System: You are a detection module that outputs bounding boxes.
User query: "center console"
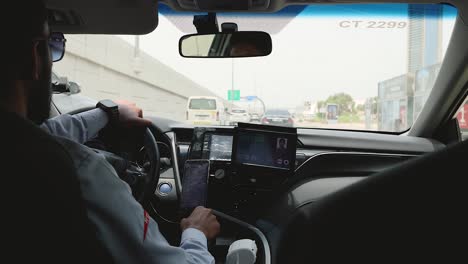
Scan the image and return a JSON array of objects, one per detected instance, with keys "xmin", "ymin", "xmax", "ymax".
[
  {"xmin": 184, "ymin": 124, "xmax": 297, "ymax": 221},
  {"xmin": 174, "ymin": 124, "xmax": 297, "ymax": 264}
]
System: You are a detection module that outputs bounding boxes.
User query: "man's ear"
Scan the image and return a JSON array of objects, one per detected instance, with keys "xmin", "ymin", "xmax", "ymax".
[{"xmin": 31, "ymin": 42, "xmax": 41, "ymax": 80}]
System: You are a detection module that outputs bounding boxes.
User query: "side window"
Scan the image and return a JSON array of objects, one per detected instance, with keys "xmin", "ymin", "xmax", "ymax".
[{"xmin": 455, "ymin": 98, "xmax": 468, "ymax": 140}]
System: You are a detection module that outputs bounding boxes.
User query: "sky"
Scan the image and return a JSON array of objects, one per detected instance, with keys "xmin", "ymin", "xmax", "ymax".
[{"xmin": 119, "ymin": 4, "xmax": 456, "ymax": 110}]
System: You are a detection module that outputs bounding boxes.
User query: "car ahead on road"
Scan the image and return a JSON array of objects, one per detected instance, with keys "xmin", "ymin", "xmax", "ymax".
[
  {"xmin": 249, "ymin": 113, "xmax": 261, "ymax": 122},
  {"xmin": 261, "ymin": 109, "xmax": 294, "ymax": 127},
  {"xmin": 186, "ymin": 96, "xmax": 226, "ymax": 125},
  {"xmin": 228, "ymin": 109, "xmax": 251, "ymax": 125}
]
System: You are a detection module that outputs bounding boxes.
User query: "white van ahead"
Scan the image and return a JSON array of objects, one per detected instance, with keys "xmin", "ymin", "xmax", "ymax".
[{"xmin": 186, "ymin": 96, "xmax": 226, "ymax": 125}]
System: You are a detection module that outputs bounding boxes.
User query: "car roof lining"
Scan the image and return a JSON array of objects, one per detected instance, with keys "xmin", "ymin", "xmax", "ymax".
[
  {"xmin": 45, "ymin": 1, "xmax": 467, "ymax": 35},
  {"xmin": 161, "ymin": 0, "xmax": 468, "ymax": 23}
]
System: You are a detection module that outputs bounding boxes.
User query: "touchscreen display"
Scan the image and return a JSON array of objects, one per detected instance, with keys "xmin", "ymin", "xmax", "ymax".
[
  {"xmin": 235, "ymin": 130, "xmax": 294, "ymax": 170},
  {"xmin": 180, "ymin": 160, "xmax": 210, "ymax": 210},
  {"xmin": 209, "ymin": 135, "xmax": 233, "ymax": 161}
]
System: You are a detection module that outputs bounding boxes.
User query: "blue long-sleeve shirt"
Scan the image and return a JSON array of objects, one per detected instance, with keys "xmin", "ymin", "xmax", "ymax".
[
  {"xmin": 41, "ymin": 109, "xmax": 109, "ymax": 144},
  {"xmin": 41, "ymin": 110, "xmax": 215, "ymax": 264}
]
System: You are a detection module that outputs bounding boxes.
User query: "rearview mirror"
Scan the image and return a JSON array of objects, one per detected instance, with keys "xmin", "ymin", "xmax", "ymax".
[{"xmin": 179, "ymin": 31, "xmax": 272, "ymax": 58}]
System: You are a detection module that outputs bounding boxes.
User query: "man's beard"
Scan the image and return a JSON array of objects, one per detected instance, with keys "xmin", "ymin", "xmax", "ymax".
[{"xmin": 27, "ymin": 77, "xmax": 52, "ymax": 125}]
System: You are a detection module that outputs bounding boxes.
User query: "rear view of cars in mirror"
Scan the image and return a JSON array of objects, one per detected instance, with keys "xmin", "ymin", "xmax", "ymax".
[{"xmin": 179, "ymin": 31, "xmax": 272, "ymax": 58}]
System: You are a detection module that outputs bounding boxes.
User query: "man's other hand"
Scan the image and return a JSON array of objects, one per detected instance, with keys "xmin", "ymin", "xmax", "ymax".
[
  {"xmin": 115, "ymin": 100, "xmax": 152, "ymax": 128},
  {"xmin": 180, "ymin": 207, "xmax": 221, "ymax": 240}
]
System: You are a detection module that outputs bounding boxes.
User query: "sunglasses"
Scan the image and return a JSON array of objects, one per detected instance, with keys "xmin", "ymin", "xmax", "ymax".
[
  {"xmin": 48, "ymin": 32, "xmax": 66, "ymax": 62},
  {"xmin": 35, "ymin": 32, "xmax": 67, "ymax": 62}
]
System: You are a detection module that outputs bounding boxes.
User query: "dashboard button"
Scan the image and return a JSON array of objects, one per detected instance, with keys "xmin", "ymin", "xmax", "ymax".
[
  {"xmin": 159, "ymin": 183, "xmax": 172, "ymax": 195},
  {"xmin": 214, "ymin": 169, "xmax": 225, "ymax": 180}
]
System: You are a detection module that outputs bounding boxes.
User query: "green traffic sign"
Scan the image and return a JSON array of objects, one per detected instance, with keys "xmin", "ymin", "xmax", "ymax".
[{"xmin": 228, "ymin": 90, "xmax": 241, "ymax": 101}]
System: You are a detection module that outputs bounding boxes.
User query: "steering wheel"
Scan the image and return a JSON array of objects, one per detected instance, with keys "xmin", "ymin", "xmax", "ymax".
[
  {"xmin": 68, "ymin": 106, "xmax": 162, "ymax": 204},
  {"xmin": 134, "ymin": 128, "xmax": 161, "ymax": 204}
]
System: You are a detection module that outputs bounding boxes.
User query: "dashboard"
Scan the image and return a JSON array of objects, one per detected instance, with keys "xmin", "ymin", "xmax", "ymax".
[
  {"xmin": 148, "ymin": 123, "xmax": 445, "ymax": 264},
  {"xmin": 153, "ymin": 122, "xmax": 443, "ymax": 223},
  {"xmin": 74, "ymin": 113, "xmax": 446, "ymax": 263},
  {"xmin": 62, "ymin": 105, "xmax": 447, "ymax": 264}
]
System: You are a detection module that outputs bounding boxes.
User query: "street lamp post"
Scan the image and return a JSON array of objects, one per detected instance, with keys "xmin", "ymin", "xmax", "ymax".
[
  {"xmin": 231, "ymin": 58, "xmax": 234, "ymax": 110},
  {"xmin": 133, "ymin": 36, "xmax": 142, "ymax": 74}
]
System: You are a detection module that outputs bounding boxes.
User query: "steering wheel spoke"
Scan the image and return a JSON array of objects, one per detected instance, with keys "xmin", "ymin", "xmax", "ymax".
[{"xmin": 134, "ymin": 128, "xmax": 161, "ymax": 203}]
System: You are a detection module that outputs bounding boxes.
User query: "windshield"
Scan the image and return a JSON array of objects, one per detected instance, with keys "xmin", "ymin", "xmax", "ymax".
[
  {"xmin": 52, "ymin": 3, "xmax": 457, "ymax": 132},
  {"xmin": 189, "ymin": 98, "xmax": 217, "ymax": 110}
]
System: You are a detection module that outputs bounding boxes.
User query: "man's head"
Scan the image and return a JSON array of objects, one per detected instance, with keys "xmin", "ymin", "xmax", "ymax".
[
  {"xmin": 229, "ymin": 42, "xmax": 262, "ymax": 57},
  {"xmin": 1, "ymin": 1, "xmax": 56, "ymax": 124},
  {"xmin": 228, "ymin": 33, "xmax": 270, "ymax": 57}
]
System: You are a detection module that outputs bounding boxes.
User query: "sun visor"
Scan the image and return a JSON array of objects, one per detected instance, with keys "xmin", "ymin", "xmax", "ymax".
[{"xmin": 45, "ymin": 0, "xmax": 158, "ymax": 35}]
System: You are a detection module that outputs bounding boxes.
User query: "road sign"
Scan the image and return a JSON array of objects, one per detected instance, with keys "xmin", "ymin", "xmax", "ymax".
[
  {"xmin": 228, "ymin": 90, "xmax": 241, "ymax": 101},
  {"xmin": 246, "ymin": 96, "xmax": 257, "ymax": 101},
  {"xmin": 457, "ymin": 104, "xmax": 468, "ymax": 129}
]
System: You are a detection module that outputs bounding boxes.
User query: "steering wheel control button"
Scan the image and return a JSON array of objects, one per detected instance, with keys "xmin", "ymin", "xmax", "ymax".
[{"xmin": 158, "ymin": 183, "xmax": 172, "ymax": 195}]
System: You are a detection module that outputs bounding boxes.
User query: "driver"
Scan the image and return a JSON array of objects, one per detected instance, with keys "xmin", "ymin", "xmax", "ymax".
[{"xmin": 1, "ymin": 1, "xmax": 220, "ymax": 263}]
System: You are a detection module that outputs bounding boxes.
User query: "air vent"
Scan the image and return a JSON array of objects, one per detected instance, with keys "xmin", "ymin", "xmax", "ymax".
[{"xmin": 174, "ymin": 128, "xmax": 195, "ymax": 144}]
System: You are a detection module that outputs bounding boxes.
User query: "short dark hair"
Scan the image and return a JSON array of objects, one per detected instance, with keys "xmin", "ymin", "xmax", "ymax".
[{"xmin": 1, "ymin": 1, "xmax": 48, "ymax": 99}]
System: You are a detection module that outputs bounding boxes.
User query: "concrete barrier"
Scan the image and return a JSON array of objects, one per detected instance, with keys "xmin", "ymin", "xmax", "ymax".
[{"xmin": 53, "ymin": 35, "xmax": 220, "ymax": 121}]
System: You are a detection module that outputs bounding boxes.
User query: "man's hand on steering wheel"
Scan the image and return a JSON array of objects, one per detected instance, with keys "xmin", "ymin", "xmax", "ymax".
[
  {"xmin": 115, "ymin": 100, "xmax": 152, "ymax": 128},
  {"xmin": 114, "ymin": 100, "xmax": 159, "ymax": 204},
  {"xmin": 94, "ymin": 100, "xmax": 160, "ymax": 205}
]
